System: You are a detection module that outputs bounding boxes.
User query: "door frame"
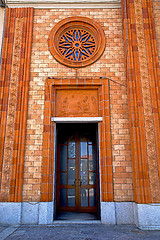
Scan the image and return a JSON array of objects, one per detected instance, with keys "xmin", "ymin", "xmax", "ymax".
[
  {"xmin": 42, "ymin": 78, "xmax": 113, "ymax": 222},
  {"xmin": 53, "ymin": 120, "xmax": 102, "ymax": 219}
]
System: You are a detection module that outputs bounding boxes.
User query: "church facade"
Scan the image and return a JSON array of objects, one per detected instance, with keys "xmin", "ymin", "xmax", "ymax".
[{"xmin": 0, "ymin": 0, "xmax": 160, "ymax": 229}]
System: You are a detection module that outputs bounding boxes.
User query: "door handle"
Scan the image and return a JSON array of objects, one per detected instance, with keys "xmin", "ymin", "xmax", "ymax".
[
  {"xmin": 72, "ymin": 179, "xmax": 77, "ymax": 186},
  {"xmin": 79, "ymin": 179, "xmax": 82, "ymax": 186}
]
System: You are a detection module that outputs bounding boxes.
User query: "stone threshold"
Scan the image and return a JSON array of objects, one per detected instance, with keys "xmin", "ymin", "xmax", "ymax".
[{"xmin": 53, "ymin": 220, "xmax": 101, "ymax": 224}]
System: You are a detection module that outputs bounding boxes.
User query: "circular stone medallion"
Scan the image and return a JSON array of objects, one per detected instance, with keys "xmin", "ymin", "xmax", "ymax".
[{"xmin": 48, "ymin": 17, "xmax": 106, "ymax": 68}]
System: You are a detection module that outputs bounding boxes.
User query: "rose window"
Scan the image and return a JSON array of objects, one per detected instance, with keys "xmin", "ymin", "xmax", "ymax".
[
  {"xmin": 48, "ymin": 17, "xmax": 106, "ymax": 68},
  {"xmin": 59, "ymin": 29, "xmax": 95, "ymax": 62}
]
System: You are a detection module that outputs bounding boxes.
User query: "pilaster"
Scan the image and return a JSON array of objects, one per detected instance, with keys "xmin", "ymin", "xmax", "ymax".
[{"xmin": 121, "ymin": 0, "xmax": 160, "ymax": 203}]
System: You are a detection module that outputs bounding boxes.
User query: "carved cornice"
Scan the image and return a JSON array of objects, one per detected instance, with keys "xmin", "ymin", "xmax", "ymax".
[{"xmin": 7, "ymin": 0, "xmax": 121, "ymax": 8}]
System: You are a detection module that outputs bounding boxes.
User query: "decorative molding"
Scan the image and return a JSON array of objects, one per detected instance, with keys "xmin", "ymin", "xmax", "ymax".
[{"xmin": 7, "ymin": 0, "xmax": 121, "ymax": 8}]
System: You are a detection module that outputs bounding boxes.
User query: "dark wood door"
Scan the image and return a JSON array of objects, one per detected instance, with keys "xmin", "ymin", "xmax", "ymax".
[{"xmin": 57, "ymin": 130, "xmax": 98, "ymax": 212}]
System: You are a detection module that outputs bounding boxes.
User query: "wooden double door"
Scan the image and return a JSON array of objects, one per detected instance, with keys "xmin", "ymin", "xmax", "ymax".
[{"xmin": 56, "ymin": 124, "xmax": 98, "ymax": 213}]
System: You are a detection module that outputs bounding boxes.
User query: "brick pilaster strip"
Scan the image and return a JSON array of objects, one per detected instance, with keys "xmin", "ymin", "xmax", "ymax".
[
  {"xmin": 141, "ymin": 0, "xmax": 160, "ymax": 202},
  {"xmin": 121, "ymin": 0, "xmax": 151, "ymax": 203},
  {"xmin": 1, "ymin": 12, "xmax": 23, "ymax": 201},
  {"xmin": 9, "ymin": 8, "xmax": 34, "ymax": 202},
  {"xmin": 100, "ymin": 80, "xmax": 113, "ymax": 202},
  {"xmin": 41, "ymin": 78, "xmax": 54, "ymax": 202},
  {"xmin": 0, "ymin": 8, "xmax": 15, "ymax": 194}
]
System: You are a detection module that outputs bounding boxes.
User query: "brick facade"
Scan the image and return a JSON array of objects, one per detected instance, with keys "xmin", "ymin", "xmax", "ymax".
[{"xmin": 0, "ymin": 0, "xmax": 160, "ymax": 217}]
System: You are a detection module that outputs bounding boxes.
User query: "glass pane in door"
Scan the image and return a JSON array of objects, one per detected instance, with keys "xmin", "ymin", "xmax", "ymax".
[
  {"xmin": 81, "ymin": 189, "xmax": 88, "ymax": 207},
  {"xmin": 68, "ymin": 189, "xmax": 75, "ymax": 207},
  {"xmin": 89, "ymin": 172, "xmax": 96, "ymax": 185},
  {"xmin": 60, "ymin": 172, "xmax": 67, "ymax": 185},
  {"xmin": 60, "ymin": 189, "xmax": 67, "ymax": 207},
  {"xmin": 80, "ymin": 137, "xmax": 88, "ymax": 186},
  {"xmin": 89, "ymin": 145, "xmax": 96, "ymax": 171},
  {"xmin": 60, "ymin": 145, "xmax": 67, "ymax": 171},
  {"xmin": 81, "ymin": 159, "xmax": 88, "ymax": 185},
  {"xmin": 68, "ymin": 159, "xmax": 75, "ymax": 185},
  {"xmin": 89, "ymin": 188, "xmax": 96, "ymax": 207},
  {"xmin": 68, "ymin": 138, "xmax": 75, "ymax": 158},
  {"xmin": 80, "ymin": 138, "xmax": 87, "ymax": 158}
]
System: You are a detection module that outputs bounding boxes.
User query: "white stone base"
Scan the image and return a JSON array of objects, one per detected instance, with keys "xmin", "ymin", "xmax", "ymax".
[
  {"xmin": 0, "ymin": 202, "xmax": 53, "ymax": 225},
  {"xmin": 101, "ymin": 202, "xmax": 160, "ymax": 230},
  {"xmin": 134, "ymin": 203, "xmax": 160, "ymax": 230},
  {"xmin": 0, "ymin": 203, "xmax": 21, "ymax": 225},
  {"xmin": 101, "ymin": 202, "xmax": 116, "ymax": 224},
  {"xmin": 101, "ymin": 202, "xmax": 134, "ymax": 225},
  {"xmin": 0, "ymin": 201, "xmax": 160, "ymax": 229}
]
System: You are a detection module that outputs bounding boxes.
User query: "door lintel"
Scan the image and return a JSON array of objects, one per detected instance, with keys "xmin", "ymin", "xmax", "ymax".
[{"xmin": 51, "ymin": 117, "xmax": 103, "ymax": 123}]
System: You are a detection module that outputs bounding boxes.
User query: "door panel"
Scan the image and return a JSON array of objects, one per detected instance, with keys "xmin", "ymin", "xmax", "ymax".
[{"xmin": 57, "ymin": 126, "xmax": 98, "ymax": 213}]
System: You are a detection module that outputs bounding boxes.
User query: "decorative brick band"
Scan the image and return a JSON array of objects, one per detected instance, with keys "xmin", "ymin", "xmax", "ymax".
[
  {"xmin": 0, "ymin": 8, "xmax": 15, "ymax": 196},
  {"xmin": 0, "ymin": 8, "xmax": 34, "ymax": 202},
  {"xmin": 41, "ymin": 78, "xmax": 113, "ymax": 202},
  {"xmin": 1, "ymin": 16, "xmax": 23, "ymax": 201}
]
